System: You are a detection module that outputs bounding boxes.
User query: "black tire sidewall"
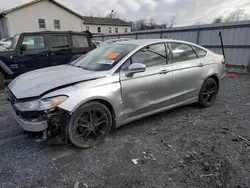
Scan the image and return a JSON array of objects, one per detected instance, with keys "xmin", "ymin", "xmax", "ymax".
[
  {"xmin": 198, "ymin": 78, "xmax": 218, "ymax": 108},
  {"xmin": 0, "ymin": 72, "xmax": 4, "ymax": 89},
  {"xmin": 68, "ymin": 102, "xmax": 112, "ymax": 148}
]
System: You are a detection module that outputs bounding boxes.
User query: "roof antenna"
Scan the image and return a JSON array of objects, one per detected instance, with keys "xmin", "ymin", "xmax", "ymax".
[{"xmin": 219, "ymin": 31, "xmax": 225, "ymax": 59}]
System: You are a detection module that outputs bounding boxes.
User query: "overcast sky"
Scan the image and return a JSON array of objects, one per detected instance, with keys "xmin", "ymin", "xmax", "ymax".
[{"xmin": 1, "ymin": 0, "xmax": 250, "ymax": 26}]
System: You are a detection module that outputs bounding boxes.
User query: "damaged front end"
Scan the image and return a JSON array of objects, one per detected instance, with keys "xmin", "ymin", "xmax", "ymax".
[{"xmin": 7, "ymin": 89, "xmax": 71, "ymax": 143}]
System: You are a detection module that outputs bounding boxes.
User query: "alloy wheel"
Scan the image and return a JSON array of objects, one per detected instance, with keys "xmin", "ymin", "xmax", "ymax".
[
  {"xmin": 202, "ymin": 80, "xmax": 217, "ymax": 106},
  {"xmin": 74, "ymin": 108, "xmax": 109, "ymax": 143}
]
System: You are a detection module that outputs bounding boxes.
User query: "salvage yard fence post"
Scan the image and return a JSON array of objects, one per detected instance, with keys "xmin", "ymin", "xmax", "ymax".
[{"xmin": 196, "ymin": 27, "xmax": 200, "ymax": 44}]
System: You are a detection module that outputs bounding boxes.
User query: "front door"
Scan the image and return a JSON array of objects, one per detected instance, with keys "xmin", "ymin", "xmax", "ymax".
[
  {"xmin": 120, "ymin": 43, "xmax": 173, "ymax": 119},
  {"xmin": 14, "ymin": 34, "xmax": 50, "ymax": 75},
  {"xmin": 169, "ymin": 42, "xmax": 204, "ymax": 104},
  {"xmin": 49, "ymin": 34, "xmax": 72, "ymax": 66}
]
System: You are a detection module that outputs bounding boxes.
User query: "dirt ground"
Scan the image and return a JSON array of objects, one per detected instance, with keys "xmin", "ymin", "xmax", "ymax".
[{"xmin": 0, "ymin": 76, "xmax": 250, "ymax": 188}]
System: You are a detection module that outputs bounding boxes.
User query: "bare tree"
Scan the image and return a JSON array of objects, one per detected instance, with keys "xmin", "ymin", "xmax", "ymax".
[
  {"xmin": 131, "ymin": 16, "xmax": 177, "ymax": 31},
  {"xmin": 160, "ymin": 20, "xmax": 168, "ymax": 28},
  {"xmin": 106, "ymin": 10, "xmax": 119, "ymax": 19},
  {"xmin": 160, "ymin": 16, "xmax": 176, "ymax": 29},
  {"xmin": 225, "ymin": 8, "xmax": 248, "ymax": 22},
  {"xmin": 148, "ymin": 18, "xmax": 157, "ymax": 29},
  {"xmin": 213, "ymin": 16, "xmax": 223, "ymax": 23},
  {"xmin": 132, "ymin": 19, "xmax": 148, "ymax": 31},
  {"xmin": 168, "ymin": 16, "xmax": 176, "ymax": 28}
]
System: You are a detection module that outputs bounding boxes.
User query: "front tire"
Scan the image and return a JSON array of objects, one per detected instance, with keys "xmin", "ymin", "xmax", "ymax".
[
  {"xmin": 68, "ymin": 102, "xmax": 112, "ymax": 148},
  {"xmin": 0, "ymin": 72, "xmax": 4, "ymax": 89},
  {"xmin": 198, "ymin": 78, "xmax": 218, "ymax": 108}
]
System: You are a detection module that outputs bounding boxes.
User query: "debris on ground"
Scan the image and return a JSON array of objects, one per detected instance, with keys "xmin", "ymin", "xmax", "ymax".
[
  {"xmin": 74, "ymin": 181, "xmax": 80, "ymax": 188},
  {"xmin": 132, "ymin": 159, "xmax": 139, "ymax": 165},
  {"xmin": 200, "ymin": 174, "xmax": 213, "ymax": 178},
  {"xmin": 238, "ymin": 135, "xmax": 248, "ymax": 142}
]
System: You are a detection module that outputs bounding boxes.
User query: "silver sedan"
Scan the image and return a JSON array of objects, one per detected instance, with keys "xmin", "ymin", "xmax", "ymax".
[{"xmin": 7, "ymin": 39, "xmax": 226, "ymax": 148}]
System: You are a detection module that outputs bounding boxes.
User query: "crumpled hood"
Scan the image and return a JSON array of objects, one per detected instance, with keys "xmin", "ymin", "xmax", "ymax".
[{"xmin": 8, "ymin": 65, "xmax": 107, "ymax": 99}]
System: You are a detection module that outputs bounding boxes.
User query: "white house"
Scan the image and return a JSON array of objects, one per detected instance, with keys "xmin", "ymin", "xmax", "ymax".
[
  {"xmin": 0, "ymin": 0, "xmax": 132, "ymax": 38},
  {"xmin": 83, "ymin": 17, "xmax": 132, "ymax": 34}
]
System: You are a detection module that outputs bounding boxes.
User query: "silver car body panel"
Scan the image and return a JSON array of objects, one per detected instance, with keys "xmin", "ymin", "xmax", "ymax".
[
  {"xmin": 8, "ymin": 65, "xmax": 109, "ymax": 99},
  {"xmin": 43, "ymin": 74, "xmax": 125, "ymax": 123},
  {"xmin": 8, "ymin": 39, "xmax": 226, "ymax": 129},
  {"xmin": 119, "ymin": 63, "xmax": 173, "ymax": 119}
]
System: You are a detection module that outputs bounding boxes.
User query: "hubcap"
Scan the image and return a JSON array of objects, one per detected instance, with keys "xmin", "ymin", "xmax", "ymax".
[
  {"xmin": 203, "ymin": 81, "xmax": 217, "ymax": 105},
  {"xmin": 75, "ymin": 108, "xmax": 108, "ymax": 142}
]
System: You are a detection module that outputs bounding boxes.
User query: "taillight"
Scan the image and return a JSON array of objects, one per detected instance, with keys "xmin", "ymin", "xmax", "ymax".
[{"xmin": 221, "ymin": 58, "xmax": 226, "ymax": 65}]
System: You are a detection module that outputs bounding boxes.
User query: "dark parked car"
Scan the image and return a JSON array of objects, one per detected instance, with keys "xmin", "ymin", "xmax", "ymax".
[{"xmin": 0, "ymin": 31, "xmax": 94, "ymax": 88}]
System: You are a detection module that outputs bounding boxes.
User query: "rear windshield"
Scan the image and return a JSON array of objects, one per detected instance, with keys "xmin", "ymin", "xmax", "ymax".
[{"xmin": 71, "ymin": 43, "xmax": 137, "ymax": 71}]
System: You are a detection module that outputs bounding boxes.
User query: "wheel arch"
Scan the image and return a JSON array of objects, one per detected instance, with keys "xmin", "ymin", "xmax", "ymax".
[
  {"xmin": 89, "ymin": 98, "xmax": 115, "ymax": 118},
  {"xmin": 206, "ymin": 74, "xmax": 220, "ymax": 91},
  {"xmin": 69, "ymin": 97, "xmax": 117, "ymax": 129}
]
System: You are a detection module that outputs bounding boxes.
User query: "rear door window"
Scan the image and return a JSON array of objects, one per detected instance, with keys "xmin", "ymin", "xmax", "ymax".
[
  {"xmin": 170, "ymin": 43, "xmax": 197, "ymax": 63},
  {"xmin": 50, "ymin": 35, "xmax": 69, "ymax": 48},
  {"xmin": 72, "ymin": 35, "xmax": 89, "ymax": 48}
]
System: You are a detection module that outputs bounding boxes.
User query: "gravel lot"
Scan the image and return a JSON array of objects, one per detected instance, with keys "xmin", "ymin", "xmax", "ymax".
[{"xmin": 0, "ymin": 76, "xmax": 250, "ymax": 188}]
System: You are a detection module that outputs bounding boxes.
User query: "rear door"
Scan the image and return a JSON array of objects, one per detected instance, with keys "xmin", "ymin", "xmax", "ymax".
[
  {"xmin": 14, "ymin": 34, "xmax": 50, "ymax": 74},
  {"xmin": 169, "ymin": 42, "xmax": 205, "ymax": 104},
  {"xmin": 49, "ymin": 34, "xmax": 72, "ymax": 66}
]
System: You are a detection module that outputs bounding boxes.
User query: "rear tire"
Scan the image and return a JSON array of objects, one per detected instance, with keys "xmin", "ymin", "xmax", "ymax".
[
  {"xmin": 68, "ymin": 102, "xmax": 112, "ymax": 148},
  {"xmin": 0, "ymin": 72, "xmax": 4, "ymax": 89},
  {"xmin": 198, "ymin": 78, "xmax": 218, "ymax": 108}
]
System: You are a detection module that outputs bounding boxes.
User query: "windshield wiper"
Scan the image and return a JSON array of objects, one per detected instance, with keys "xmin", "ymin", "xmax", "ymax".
[
  {"xmin": 67, "ymin": 64, "xmax": 87, "ymax": 70},
  {"xmin": 76, "ymin": 66, "xmax": 88, "ymax": 70}
]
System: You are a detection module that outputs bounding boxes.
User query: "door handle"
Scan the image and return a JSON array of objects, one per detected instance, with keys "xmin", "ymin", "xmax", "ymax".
[
  {"xmin": 198, "ymin": 63, "xmax": 204, "ymax": 67},
  {"xmin": 159, "ymin": 70, "xmax": 169, "ymax": 74}
]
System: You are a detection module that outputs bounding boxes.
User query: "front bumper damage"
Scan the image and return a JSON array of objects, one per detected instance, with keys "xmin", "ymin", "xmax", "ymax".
[
  {"xmin": 11, "ymin": 106, "xmax": 48, "ymax": 132},
  {"xmin": 6, "ymin": 87, "xmax": 71, "ymax": 144},
  {"xmin": 10, "ymin": 102, "xmax": 70, "ymax": 143}
]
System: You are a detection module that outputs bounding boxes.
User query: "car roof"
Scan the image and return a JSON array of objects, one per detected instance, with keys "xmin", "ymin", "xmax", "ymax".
[
  {"xmin": 116, "ymin": 39, "xmax": 190, "ymax": 45},
  {"xmin": 116, "ymin": 39, "xmax": 207, "ymax": 50},
  {"xmin": 18, "ymin": 31, "xmax": 90, "ymax": 36}
]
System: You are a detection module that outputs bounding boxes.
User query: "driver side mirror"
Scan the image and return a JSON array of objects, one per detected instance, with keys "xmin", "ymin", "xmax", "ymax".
[
  {"xmin": 125, "ymin": 63, "xmax": 146, "ymax": 77},
  {"xmin": 20, "ymin": 44, "xmax": 27, "ymax": 52}
]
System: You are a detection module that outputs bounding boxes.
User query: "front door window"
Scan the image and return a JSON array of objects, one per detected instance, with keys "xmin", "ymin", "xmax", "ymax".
[
  {"xmin": 16, "ymin": 35, "xmax": 49, "ymax": 75},
  {"xmin": 21, "ymin": 36, "xmax": 45, "ymax": 50},
  {"xmin": 131, "ymin": 43, "xmax": 168, "ymax": 67}
]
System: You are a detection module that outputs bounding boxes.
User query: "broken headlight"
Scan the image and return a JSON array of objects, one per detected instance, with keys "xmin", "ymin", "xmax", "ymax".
[{"xmin": 14, "ymin": 96, "xmax": 68, "ymax": 112}]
